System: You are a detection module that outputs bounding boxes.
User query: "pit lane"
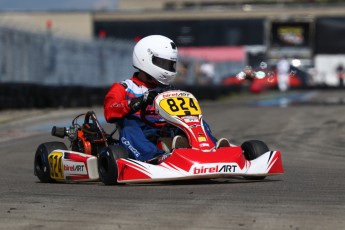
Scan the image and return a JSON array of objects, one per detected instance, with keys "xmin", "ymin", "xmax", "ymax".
[{"xmin": 0, "ymin": 90, "xmax": 344, "ymax": 230}]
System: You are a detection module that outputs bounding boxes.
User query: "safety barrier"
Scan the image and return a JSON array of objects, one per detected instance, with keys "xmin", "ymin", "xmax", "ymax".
[
  {"xmin": 0, "ymin": 26, "xmax": 244, "ymax": 109},
  {"xmin": 0, "ymin": 83, "xmax": 241, "ymax": 110}
]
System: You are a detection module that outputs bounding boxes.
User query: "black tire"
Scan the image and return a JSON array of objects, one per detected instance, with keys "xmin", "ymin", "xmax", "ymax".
[
  {"xmin": 34, "ymin": 142, "xmax": 68, "ymax": 183},
  {"xmin": 98, "ymin": 145, "xmax": 129, "ymax": 185},
  {"xmin": 241, "ymin": 140, "xmax": 269, "ymax": 180}
]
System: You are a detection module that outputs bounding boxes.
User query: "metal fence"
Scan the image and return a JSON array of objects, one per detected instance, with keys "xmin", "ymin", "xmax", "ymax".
[
  {"xmin": 0, "ymin": 27, "xmax": 135, "ymax": 86},
  {"xmin": 0, "ymin": 26, "xmax": 244, "ymax": 87}
]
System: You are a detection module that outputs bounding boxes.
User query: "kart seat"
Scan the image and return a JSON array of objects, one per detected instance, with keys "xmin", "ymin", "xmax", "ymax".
[
  {"xmin": 216, "ymin": 138, "xmax": 231, "ymax": 148},
  {"xmin": 158, "ymin": 137, "xmax": 173, "ymax": 153},
  {"xmin": 159, "ymin": 135, "xmax": 191, "ymax": 152},
  {"xmin": 172, "ymin": 135, "xmax": 190, "ymax": 149}
]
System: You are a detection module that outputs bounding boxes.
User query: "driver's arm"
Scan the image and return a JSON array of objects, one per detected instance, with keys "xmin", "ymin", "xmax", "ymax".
[{"xmin": 104, "ymin": 83, "xmax": 131, "ymax": 123}]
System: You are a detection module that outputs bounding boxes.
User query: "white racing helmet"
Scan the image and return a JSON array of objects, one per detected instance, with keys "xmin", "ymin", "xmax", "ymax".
[{"xmin": 133, "ymin": 35, "xmax": 178, "ymax": 85}]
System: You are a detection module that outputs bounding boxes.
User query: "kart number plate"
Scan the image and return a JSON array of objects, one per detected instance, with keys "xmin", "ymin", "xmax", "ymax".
[
  {"xmin": 159, "ymin": 97, "xmax": 201, "ymax": 116},
  {"xmin": 48, "ymin": 152, "xmax": 64, "ymax": 180}
]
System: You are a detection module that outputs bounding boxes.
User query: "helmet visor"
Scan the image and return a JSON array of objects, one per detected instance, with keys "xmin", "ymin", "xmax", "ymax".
[{"xmin": 152, "ymin": 56, "xmax": 176, "ymax": 72}]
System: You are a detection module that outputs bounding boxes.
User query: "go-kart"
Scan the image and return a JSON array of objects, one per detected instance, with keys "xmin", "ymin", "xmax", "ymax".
[{"xmin": 34, "ymin": 90, "xmax": 284, "ymax": 185}]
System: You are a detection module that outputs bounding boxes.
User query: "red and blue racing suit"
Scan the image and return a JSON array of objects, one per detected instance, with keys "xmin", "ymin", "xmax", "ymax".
[{"xmin": 104, "ymin": 72, "xmax": 216, "ymax": 161}]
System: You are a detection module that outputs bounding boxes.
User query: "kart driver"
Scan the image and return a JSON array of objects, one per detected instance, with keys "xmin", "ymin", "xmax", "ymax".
[{"xmin": 104, "ymin": 35, "xmax": 220, "ymax": 163}]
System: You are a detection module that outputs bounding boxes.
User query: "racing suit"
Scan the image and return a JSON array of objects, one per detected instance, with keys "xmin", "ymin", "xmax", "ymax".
[{"xmin": 104, "ymin": 72, "xmax": 216, "ymax": 161}]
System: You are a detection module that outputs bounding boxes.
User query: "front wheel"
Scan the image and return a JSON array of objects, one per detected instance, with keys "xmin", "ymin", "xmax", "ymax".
[
  {"xmin": 98, "ymin": 145, "xmax": 129, "ymax": 185},
  {"xmin": 34, "ymin": 142, "xmax": 68, "ymax": 183},
  {"xmin": 241, "ymin": 140, "xmax": 269, "ymax": 180}
]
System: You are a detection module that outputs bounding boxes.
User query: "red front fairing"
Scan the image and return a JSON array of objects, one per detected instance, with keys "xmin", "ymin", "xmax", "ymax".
[
  {"xmin": 117, "ymin": 146, "xmax": 244, "ymax": 180},
  {"xmin": 115, "ymin": 146, "xmax": 284, "ymax": 183}
]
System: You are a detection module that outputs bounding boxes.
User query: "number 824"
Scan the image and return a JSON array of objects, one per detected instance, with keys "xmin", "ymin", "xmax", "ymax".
[{"xmin": 161, "ymin": 97, "xmax": 201, "ymax": 116}]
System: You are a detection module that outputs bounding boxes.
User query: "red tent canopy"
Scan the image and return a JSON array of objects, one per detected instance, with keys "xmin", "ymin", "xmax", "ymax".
[{"xmin": 178, "ymin": 46, "xmax": 246, "ymax": 62}]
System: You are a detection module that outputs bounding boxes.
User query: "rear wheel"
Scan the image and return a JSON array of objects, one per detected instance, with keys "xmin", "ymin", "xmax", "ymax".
[
  {"xmin": 241, "ymin": 140, "xmax": 269, "ymax": 180},
  {"xmin": 34, "ymin": 142, "xmax": 67, "ymax": 183},
  {"xmin": 98, "ymin": 145, "xmax": 129, "ymax": 185}
]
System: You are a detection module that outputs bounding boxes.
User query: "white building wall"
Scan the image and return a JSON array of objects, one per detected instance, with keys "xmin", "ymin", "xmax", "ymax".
[
  {"xmin": 315, "ymin": 55, "xmax": 345, "ymax": 86},
  {"xmin": 0, "ymin": 12, "xmax": 93, "ymax": 39}
]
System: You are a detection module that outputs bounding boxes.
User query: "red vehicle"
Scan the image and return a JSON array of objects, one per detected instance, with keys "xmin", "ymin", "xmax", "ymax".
[
  {"xmin": 222, "ymin": 69, "xmax": 303, "ymax": 93},
  {"xmin": 34, "ymin": 90, "xmax": 284, "ymax": 185}
]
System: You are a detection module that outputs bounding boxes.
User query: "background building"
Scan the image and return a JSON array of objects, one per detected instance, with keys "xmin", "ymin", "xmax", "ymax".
[{"xmin": 0, "ymin": 0, "xmax": 345, "ymax": 88}]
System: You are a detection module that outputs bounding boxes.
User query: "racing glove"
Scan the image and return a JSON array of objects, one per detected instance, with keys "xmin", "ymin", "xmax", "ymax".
[{"xmin": 128, "ymin": 90, "xmax": 158, "ymax": 114}]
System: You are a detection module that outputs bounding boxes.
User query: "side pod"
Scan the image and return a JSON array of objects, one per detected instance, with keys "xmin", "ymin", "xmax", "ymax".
[{"xmin": 48, "ymin": 150, "xmax": 99, "ymax": 181}]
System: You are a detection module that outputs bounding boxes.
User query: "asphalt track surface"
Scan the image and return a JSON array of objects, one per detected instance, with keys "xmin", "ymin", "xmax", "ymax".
[{"xmin": 0, "ymin": 90, "xmax": 344, "ymax": 230}]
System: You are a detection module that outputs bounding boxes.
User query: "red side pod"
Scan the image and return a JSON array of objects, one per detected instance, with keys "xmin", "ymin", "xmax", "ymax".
[
  {"xmin": 267, "ymin": 151, "xmax": 284, "ymax": 174},
  {"xmin": 61, "ymin": 151, "xmax": 99, "ymax": 181},
  {"xmin": 117, "ymin": 159, "xmax": 152, "ymax": 182},
  {"xmin": 64, "ymin": 152, "xmax": 91, "ymax": 172}
]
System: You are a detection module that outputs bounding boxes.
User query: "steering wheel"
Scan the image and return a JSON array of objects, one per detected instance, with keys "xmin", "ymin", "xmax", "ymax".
[{"xmin": 140, "ymin": 105, "xmax": 166, "ymax": 128}]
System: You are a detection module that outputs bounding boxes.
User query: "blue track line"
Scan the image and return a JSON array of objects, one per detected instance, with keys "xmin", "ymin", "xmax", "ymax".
[{"xmin": 253, "ymin": 91, "xmax": 318, "ymax": 107}]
